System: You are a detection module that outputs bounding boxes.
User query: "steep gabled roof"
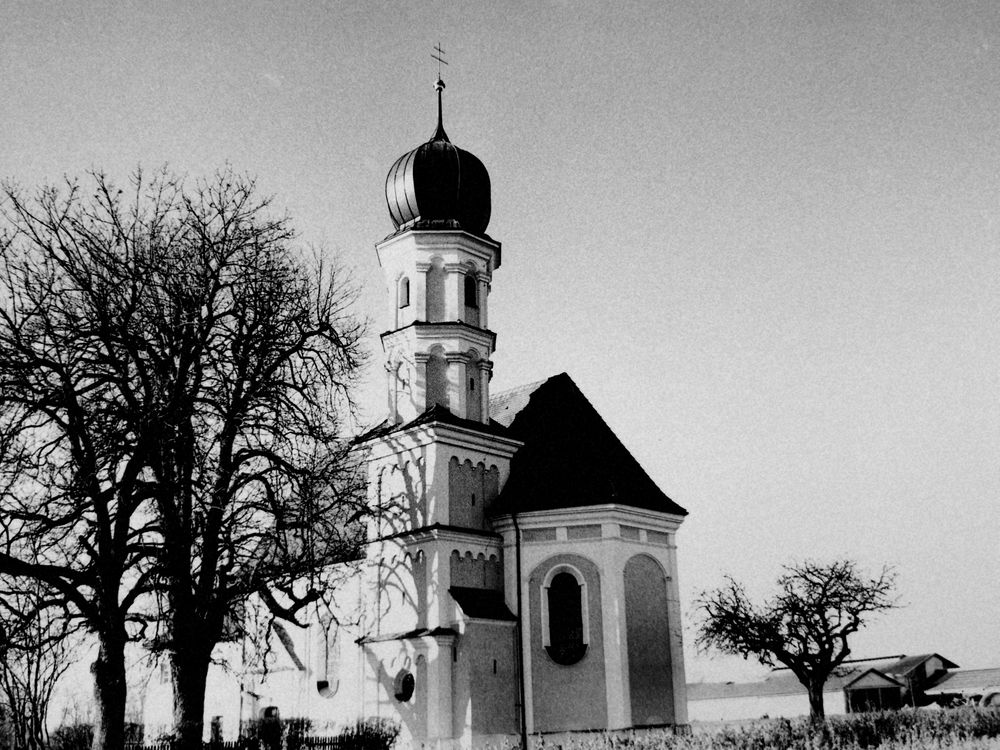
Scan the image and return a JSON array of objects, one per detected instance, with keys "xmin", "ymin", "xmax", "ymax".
[
  {"xmin": 844, "ymin": 668, "xmax": 905, "ymax": 690},
  {"xmin": 884, "ymin": 653, "xmax": 958, "ymax": 677},
  {"xmin": 487, "ymin": 373, "xmax": 686, "ymax": 517}
]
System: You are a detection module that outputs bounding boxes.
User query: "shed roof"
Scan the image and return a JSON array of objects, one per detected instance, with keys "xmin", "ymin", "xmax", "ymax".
[
  {"xmin": 487, "ymin": 373, "xmax": 686, "ymax": 517},
  {"xmin": 926, "ymin": 668, "xmax": 1000, "ymax": 695},
  {"xmin": 450, "ymin": 586, "xmax": 516, "ymax": 621}
]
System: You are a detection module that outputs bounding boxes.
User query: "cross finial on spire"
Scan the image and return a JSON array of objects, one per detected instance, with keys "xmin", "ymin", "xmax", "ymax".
[
  {"xmin": 432, "ymin": 42, "xmax": 448, "ymax": 81},
  {"xmin": 431, "ymin": 43, "xmax": 449, "ymax": 141}
]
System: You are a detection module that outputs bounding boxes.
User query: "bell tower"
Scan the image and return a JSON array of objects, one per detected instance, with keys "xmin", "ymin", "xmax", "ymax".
[
  {"xmin": 357, "ymin": 74, "xmax": 523, "ymax": 747},
  {"xmin": 377, "ymin": 76, "xmax": 500, "ymax": 426}
]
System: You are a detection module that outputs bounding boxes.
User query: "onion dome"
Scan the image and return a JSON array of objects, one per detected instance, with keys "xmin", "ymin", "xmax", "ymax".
[{"xmin": 385, "ymin": 78, "xmax": 492, "ymax": 236}]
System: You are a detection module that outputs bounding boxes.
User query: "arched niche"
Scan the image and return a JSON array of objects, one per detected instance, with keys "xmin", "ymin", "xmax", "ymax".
[
  {"xmin": 398, "ymin": 275, "xmax": 410, "ymax": 308},
  {"xmin": 425, "ymin": 345, "xmax": 448, "ymax": 409},
  {"xmin": 485, "ymin": 553, "xmax": 503, "ymax": 590},
  {"xmin": 623, "ymin": 554, "xmax": 673, "ymax": 725},
  {"xmin": 466, "ymin": 349, "xmax": 483, "ymax": 422},
  {"xmin": 315, "ymin": 618, "xmax": 340, "ymax": 698},
  {"xmin": 426, "ymin": 257, "xmax": 446, "ymax": 322}
]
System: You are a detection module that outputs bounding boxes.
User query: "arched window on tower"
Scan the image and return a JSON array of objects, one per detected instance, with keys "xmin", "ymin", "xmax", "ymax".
[
  {"xmin": 463, "ymin": 273, "xmax": 480, "ymax": 326},
  {"xmin": 545, "ymin": 570, "xmax": 587, "ymax": 665},
  {"xmin": 398, "ymin": 277, "xmax": 410, "ymax": 309},
  {"xmin": 464, "ymin": 273, "xmax": 478, "ymax": 308}
]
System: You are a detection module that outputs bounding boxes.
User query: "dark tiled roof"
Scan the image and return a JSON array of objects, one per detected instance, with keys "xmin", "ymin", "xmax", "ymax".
[
  {"xmin": 927, "ymin": 668, "xmax": 1000, "ymax": 694},
  {"xmin": 450, "ymin": 586, "xmax": 516, "ymax": 621},
  {"xmin": 487, "ymin": 373, "xmax": 686, "ymax": 517},
  {"xmin": 886, "ymin": 653, "xmax": 958, "ymax": 676},
  {"xmin": 355, "ymin": 403, "xmax": 511, "ymax": 445}
]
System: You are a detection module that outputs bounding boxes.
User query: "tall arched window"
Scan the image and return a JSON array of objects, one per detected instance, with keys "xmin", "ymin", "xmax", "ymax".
[
  {"xmin": 398, "ymin": 276, "xmax": 410, "ymax": 308},
  {"xmin": 464, "ymin": 273, "xmax": 478, "ymax": 308},
  {"xmin": 545, "ymin": 571, "xmax": 587, "ymax": 665}
]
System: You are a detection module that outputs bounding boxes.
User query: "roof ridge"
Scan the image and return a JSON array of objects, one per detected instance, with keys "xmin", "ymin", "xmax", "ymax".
[{"xmin": 489, "ymin": 372, "xmax": 566, "ymax": 402}]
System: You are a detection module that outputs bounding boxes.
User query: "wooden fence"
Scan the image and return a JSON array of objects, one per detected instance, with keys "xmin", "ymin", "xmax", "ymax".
[{"xmin": 123, "ymin": 739, "xmax": 346, "ymax": 750}]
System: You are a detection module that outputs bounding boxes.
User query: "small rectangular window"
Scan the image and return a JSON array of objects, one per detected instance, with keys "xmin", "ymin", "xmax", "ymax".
[
  {"xmin": 522, "ymin": 527, "xmax": 557, "ymax": 543},
  {"xmin": 620, "ymin": 525, "xmax": 641, "ymax": 541},
  {"xmin": 647, "ymin": 530, "xmax": 670, "ymax": 546},
  {"xmin": 567, "ymin": 524, "xmax": 602, "ymax": 540}
]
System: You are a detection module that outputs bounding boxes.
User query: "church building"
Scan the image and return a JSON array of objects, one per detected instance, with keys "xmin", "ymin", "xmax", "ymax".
[{"xmin": 144, "ymin": 76, "xmax": 689, "ymax": 747}]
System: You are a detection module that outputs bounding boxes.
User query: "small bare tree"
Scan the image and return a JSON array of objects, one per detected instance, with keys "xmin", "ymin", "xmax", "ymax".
[
  {"xmin": 0, "ymin": 580, "xmax": 78, "ymax": 750},
  {"xmin": 696, "ymin": 559, "xmax": 898, "ymax": 721},
  {"xmin": 0, "ymin": 168, "xmax": 367, "ymax": 750}
]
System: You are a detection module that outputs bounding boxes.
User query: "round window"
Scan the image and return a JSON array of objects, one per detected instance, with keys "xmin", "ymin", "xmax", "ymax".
[{"xmin": 393, "ymin": 669, "xmax": 415, "ymax": 702}]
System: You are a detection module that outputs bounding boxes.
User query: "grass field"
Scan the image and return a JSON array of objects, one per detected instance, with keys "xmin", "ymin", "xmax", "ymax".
[{"xmin": 528, "ymin": 708, "xmax": 1000, "ymax": 750}]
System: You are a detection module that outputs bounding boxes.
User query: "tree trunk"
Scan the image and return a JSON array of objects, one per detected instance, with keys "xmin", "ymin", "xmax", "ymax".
[
  {"xmin": 91, "ymin": 633, "xmax": 127, "ymax": 750},
  {"xmin": 172, "ymin": 645, "xmax": 211, "ymax": 750},
  {"xmin": 807, "ymin": 680, "xmax": 826, "ymax": 722}
]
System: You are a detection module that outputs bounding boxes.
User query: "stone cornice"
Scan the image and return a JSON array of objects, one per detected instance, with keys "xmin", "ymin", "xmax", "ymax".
[
  {"xmin": 359, "ymin": 420, "xmax": 522, "ymax": 462},
  {"xmin": 380, "ymin": 321, "xmax": 497, "ymax": 350},
  {"xmin": 375, "ymin": 228, "xmax": 502, "ymax": 269},
  {"xmin": 491, "ymin": 504, "xmax": 685, "ymax": 535}
]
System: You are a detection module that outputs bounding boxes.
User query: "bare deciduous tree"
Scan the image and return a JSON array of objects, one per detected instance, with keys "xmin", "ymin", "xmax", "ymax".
[
  {"xmin": 0, "ymin": 168, "xmax": 367, "ymax": 750},
  {"xmin": 696, "ymin": 559, "xmax": 898, "ymax": 721}
]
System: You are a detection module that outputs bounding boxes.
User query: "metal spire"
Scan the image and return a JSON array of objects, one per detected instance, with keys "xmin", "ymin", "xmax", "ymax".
[{"xmin": 431, "ymin": 43, "xmax": 449, "ymax": 141}]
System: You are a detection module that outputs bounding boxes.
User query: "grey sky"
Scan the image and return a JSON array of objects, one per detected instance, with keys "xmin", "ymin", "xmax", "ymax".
[{"xmin": 2, "ymin": 1, "xmax": 998, "ymax": 681}]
